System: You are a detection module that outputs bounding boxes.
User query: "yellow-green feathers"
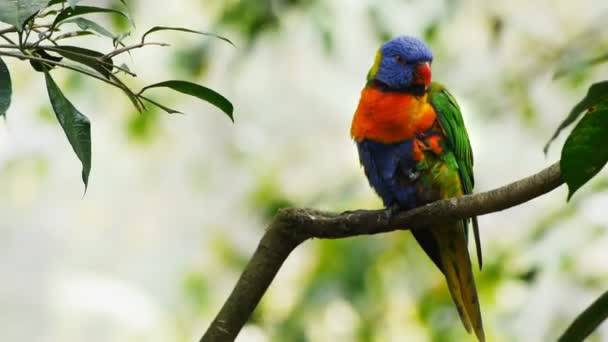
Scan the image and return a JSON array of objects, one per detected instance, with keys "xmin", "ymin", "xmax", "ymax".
[
  {"xmin": 417, "ymin": 155, "xmax": 485, "ymax": 341},
  {"xmin": 366, "ymin": 50, "xmax": 382, "ymax": 82}
]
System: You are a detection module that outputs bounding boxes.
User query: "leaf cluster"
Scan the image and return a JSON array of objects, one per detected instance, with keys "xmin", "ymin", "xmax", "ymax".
[{"xmin": 0, "ymin": 0, "xmax": 234, "ymax": 189}]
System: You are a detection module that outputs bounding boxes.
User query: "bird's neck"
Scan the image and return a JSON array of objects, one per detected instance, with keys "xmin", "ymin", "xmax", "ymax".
[
  {"xmin": 367, "ymin": 80, "xmax": 428, "ymax": 97},
  {"xmin": 351, "ymin": 84, "xmax": 436, "ymax": 144}
]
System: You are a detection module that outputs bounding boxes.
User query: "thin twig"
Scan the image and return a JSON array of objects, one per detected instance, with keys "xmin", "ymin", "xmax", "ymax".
[
  {"xmin": 0, "ymin": 25, "xmax": 54, "ymax": 45},
  {"xmin": 0, "ymin": 51, "xmax": 118, "ymax": 86},
  {"xmin": 0, "ymin": 27, "xmax": 18, "ymax": 35},
  {"xmin": 0, "ymin": 33, "xmax": 16, "ymax": 45},
  {"xmin": 0, "ymin": 50, "xmax": 143, "ymax": 111},
  {"xmin": 31, "ymin": 29, "xmax": 53, "ymax": 47},
  {"xmin": 41, "ymin": 46, "xmax": 137, "ymax": 77},
  {"xmin": 23, "ymin": 22, "xmax": 33, "ymax": 46},
  {"xmin": 103, "ymin": 41, "xmax": 169, "ymax": 59},
  {"xmin": 17, "ymin": 32, "xmax": 24, "ymax": 50},
  {"xmin": 0, "ymin": 44, "xmax": 21, "ymax": 49}
]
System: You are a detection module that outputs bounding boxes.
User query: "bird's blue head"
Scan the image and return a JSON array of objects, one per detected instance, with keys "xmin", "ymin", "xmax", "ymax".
[{"xmin": 368, "ymin": 36, "xmax": 434, "ymax": 92}]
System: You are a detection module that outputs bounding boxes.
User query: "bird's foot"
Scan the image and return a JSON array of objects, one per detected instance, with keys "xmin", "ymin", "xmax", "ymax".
[{"xmin": 384, "ymin": 203, "xmax": 402, "ymax": 222}]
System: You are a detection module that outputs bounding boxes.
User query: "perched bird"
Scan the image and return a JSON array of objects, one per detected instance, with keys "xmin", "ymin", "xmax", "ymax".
[{"xmin": 350, "ymin": 36, "xmax": 484, "ymax": 341}]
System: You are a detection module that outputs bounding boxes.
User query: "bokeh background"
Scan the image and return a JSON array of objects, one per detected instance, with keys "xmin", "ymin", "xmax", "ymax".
[{"xmin": 2, "ymin": 0, "xmax": 608, "ymax": 341}]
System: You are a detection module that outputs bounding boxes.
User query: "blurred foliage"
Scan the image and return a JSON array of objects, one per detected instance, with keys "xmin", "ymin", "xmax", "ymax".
[
  {"xmin": 249, "ymin": 176, "xmax": 294, "ymax": 220},
  {"xmin": 183, "ymin": 272, "xmax": 210, "ymax": 314},
  {"xmin": 172, "ymin": 43, "xmax": 211, "ymax": 78},
  {"xmin": 126, "ymin": 107, "xmax": 160, "ymax": 143},
  {"xmin": 210, "ymin": 235, "xmax": 250, "ymax": 271},
  {"xmin": 502, "ymin": 76, "xmax": 537, "ymax": 126},
  {"xmin": 214, "ymin": 0, "xmax": 318, "ymax": 44},
  {"xmin": 2, "ymin": 0, "xmax": 608, "ymax": 341},
  {"xmin": 367, "ymin": 6, "xmax": 393, "ymax": 43}
]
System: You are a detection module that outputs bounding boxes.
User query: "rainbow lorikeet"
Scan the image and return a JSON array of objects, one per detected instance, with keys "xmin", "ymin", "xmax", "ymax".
[{"xmin": 351, "ymin": 36, "xmax": 484, "ymax": 341}]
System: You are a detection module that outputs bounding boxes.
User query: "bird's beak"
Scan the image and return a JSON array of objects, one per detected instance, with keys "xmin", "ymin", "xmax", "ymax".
[{"xmin": 414, "ymin": 62, "xmax": 432, "ymax": 90}]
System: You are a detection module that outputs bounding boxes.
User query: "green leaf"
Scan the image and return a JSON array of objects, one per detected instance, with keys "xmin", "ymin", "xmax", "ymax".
[
  {"xmin": 53, "ymin": 5, "xmax": 128, "ymax": 29},
  {"xmin": 0, "ymin": 57, "xmax": 12, "ymax": 117},
  {"xmin": 545, "ymin": 81, "xmax": 608, "ymax": 153},
  {"xmin": 44, "ymin": 72, "xmax": 92, "ymax": 189},
  {"xmin": 140, "ymin": 80, "xmax": 233, "ymax": 121},
  {"xmin": 30, "ymin": 49, "xmax": 63, "ymax": 72},
  {"xmin": 561, "ymin": 104, "xmax": 608, "ymax": 199},
  {"xmin": 63, "ymin": 17, "xmax": 116, "ymax": 39},
  {"xmin": 558, "ymin": 290, "xmax": 608, "ymax": 342},
  {"xmin": 141, "ymin": 26, "xmax": 234, "ymax": 46},
  {"xmin": 37, "ymin": 9, "xmax": 58, "ymax": 19},
  {"xmin": 0, "ymin": 0, "xmax": 48, "ymax": 31},
  {"xmin": 50, "ymin": 46, "xmax": 113, "ymax": 78}
]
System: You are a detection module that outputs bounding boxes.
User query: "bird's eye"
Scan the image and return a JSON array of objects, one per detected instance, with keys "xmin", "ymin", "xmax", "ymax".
[{"xmin": 395, "ymin": 55, "xmax": 406, "ymax": 65}]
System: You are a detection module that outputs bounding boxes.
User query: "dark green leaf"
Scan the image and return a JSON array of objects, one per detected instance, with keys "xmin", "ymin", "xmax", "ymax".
[
  {"xmin": 561, "ymin": 105, "xmax": 608, "ymax": 199},
  {"xmin": 53, "ymin": 5, "xmax": 128, "ymax": 29},
  {"xmin": 0, "ymin": 57, "xmax": 11, "ymax": 117},
  {"xmin": 0, "ymin": 0, "xmax": 48, "ymax": 31},
  {"xmin": 30, "ymin": 49, "xmax": 63, "ymax": 72},
  {"xmin": 545, "ymin": 81, "xmax": 608, "ymax": 152},
  {"xmin": 141, "ymin": 26, "xmax": 234, "ymax": 46},
  {"xmin": 558, "ymin": 290, "xmax": 608, "ymax": 342},
  {"xmin": 44, "ymin": 72, "xmax": 92, "ymax": 189},
  {"xmin": 63, "ymin": 17, "xmax": 116, "ymax": 39},
  {"xmin": 50, "ymin": 46, "xmax": 113, "ymax": 78},
  {"xmin": 140, "ymin": 80, "xmax": 233, "ymax": 121}
]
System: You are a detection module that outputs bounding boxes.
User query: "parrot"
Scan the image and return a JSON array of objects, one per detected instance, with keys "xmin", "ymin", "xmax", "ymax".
[{"xmin": 350, "ymin": 36, "xmax": 485, "ymax": 341}]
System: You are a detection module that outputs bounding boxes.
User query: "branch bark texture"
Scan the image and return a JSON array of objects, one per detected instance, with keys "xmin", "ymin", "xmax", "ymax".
[{"xmin": 201, "ymin": 162, "xmax": 563, "ymax": 342}]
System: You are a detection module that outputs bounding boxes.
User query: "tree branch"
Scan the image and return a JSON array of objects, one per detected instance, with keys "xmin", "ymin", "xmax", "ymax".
[{"xmin": 200, "ymin": 162, "xmax": 563, "ymax": 341}]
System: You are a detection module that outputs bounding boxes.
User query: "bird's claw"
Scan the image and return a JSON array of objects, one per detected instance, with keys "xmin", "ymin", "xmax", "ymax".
[{"xmin": 384, "ymin": 204, "xmax": 402, "ymax": 222}]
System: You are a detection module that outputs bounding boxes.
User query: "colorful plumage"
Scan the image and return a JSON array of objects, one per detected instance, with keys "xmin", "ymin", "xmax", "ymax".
[{"xmin": 351, "ymin": 36, "xmax": 485, "ymax": 341}]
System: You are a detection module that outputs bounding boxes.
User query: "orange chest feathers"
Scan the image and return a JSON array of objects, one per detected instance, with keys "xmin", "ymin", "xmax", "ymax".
[{"xmin": 351, "ymin": 87, "xmax": 437, "ymax": 144}]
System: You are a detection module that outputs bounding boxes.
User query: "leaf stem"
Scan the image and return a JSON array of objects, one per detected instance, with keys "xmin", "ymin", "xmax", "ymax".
[
  {"xmin": 103, "ymin": 41, "xmax": 169, "ymax": 59},
  {"xmin": 41, "ymin": 46, "xmax": 137, "ymax": 76},
  {"xmin": 0, "ymin": 27, "xmax": 18, "ymax": 35},
  {"xmin": 0, "ymin": 50, "xmax": 142, "ymax": 110},
  {"xmin": 0, "ymin": 33, "xmax": 16, "ymax": 45}
]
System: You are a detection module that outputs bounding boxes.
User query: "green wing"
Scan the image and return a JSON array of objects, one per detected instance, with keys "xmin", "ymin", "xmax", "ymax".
[{"xmin": 429, "ymin": 82, "xmax": 483, "ymax": 269}]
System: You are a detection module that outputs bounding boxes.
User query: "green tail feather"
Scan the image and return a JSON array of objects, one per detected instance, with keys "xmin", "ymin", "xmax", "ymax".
[{"xmin": 432, "ymin": 222, "xmax": 485, "ymax": 342}]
